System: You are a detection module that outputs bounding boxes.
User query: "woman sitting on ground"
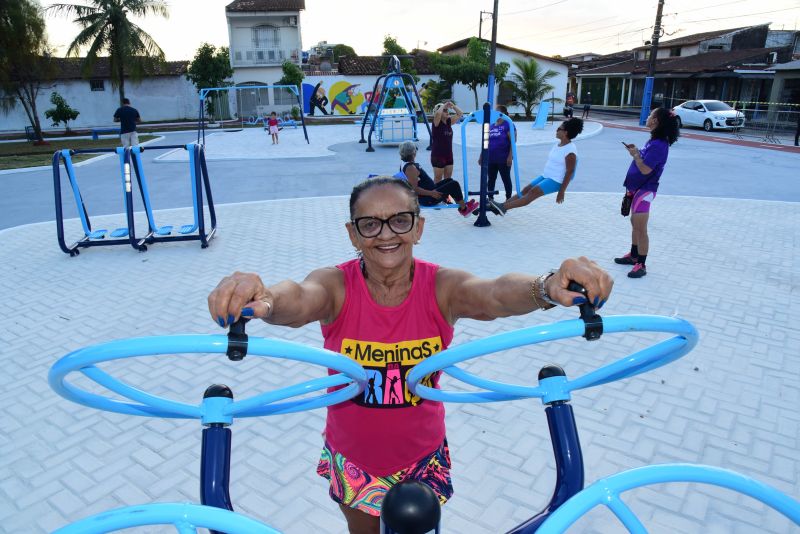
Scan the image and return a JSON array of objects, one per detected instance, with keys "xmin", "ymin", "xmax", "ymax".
[
  {"xmin": 399, "ymin": 141, "xmax": 478, "ymax": 217},
  {"xmin": 490, "ymin": 117, "xmax": 584, "ymax": 215}
]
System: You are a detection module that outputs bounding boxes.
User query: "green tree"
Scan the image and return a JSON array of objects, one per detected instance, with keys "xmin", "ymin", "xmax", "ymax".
[
  {"xmin": 186, "ymin": 43, "xmax": 233, "ymax": 117},
  {"xmin": 0, "ymin": 0, "xmax": 55, "ymax": 142},
  {"xmin": 48, "ymin": 0, "xmax": 169, "ymax": 105},
  {"xmin": 332, "ymin": 44, "xmax": 356, "ymax": 63},
  {"xmin": 505, "ymin": 57, "xmax": 560, "ymax": 119},
  {"xmin": 44, "ymin": 91, "xmax": 80, "ymax": 132},
  {"xmin": 420, "ymin": 80, "xmax": 451, "ymax": 112},
  {"xmin": 430, "ymin": 38, "xmax": 510, "ymax": 110},
  {"xmin": 276, "ymin": 60, "xmax": 304, "ymax": 88},
  {"xmin": 382, "ymin": 35, "xmax": 417, "ymax": 80}
]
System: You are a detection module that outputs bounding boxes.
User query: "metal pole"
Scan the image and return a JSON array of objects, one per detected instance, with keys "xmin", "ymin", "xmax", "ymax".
[
  {"xmin": 486, "ymin": 0, "xmax": 499, "ymax": 106},
  {"xmin": 639, "ymin": 0, "xmax": 665, "ymax": 126}
]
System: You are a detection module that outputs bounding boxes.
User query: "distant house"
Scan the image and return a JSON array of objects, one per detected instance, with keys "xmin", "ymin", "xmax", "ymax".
[
  {"xmin": 436, "ymin": 38, "xmax": 570, "ymax": 114},
  {"xmin": 0, "ymin": 57, "xmax": 194, "ymax": 131},
  {"xmin": 571, "ymin": 24, "xmax": 800, "ymax": 109},
  {"xmin": 225, "ymin": 0, "xmax": 305, "ymax": 116}
]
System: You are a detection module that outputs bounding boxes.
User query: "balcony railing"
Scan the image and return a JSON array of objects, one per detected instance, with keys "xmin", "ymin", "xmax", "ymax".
[{"xmin": 232, "ymin": 48, "xmax": 300, "ymax": 67}]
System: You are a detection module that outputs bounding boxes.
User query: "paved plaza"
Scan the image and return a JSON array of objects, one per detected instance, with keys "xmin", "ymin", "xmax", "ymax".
[{"xmin": 0, "ymin": 118, "xmax": 798, "ymax": 533}]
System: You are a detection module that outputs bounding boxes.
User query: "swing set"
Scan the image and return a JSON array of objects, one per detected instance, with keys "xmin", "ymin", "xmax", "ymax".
[{"xmin": 197, "ymin": 84, "xmax": 309, "ymax": 145}]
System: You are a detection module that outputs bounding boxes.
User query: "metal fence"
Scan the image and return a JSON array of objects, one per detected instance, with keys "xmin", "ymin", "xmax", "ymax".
[{"xmin": 729, "ymin": 102, "xmax": 799, "ymax": 144}]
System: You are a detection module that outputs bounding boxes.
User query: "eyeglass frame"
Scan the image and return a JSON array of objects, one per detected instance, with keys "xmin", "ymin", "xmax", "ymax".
[{"xmin": 351, "ymin": 211, "xmax": 417, "ymax": 238}]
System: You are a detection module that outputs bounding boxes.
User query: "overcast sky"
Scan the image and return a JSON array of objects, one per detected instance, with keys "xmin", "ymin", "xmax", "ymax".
[{"xmin": 39, "ymin": 0, "xmax": 800, "ymax": 61}]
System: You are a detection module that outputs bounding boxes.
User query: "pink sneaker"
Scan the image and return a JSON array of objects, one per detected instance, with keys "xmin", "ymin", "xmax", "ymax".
[{"xmin": 464, "ymin": 199, "xmax": 479, "ymax": 213}]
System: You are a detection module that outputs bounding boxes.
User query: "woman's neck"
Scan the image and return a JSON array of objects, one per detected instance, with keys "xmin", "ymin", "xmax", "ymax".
[
  {"xmin": 558, "ymin": 139, "xmax": 570, "ymax": 147},
  {"xmin": 361, "ymin": 257, "xmax": 415, "ymax": 285}
]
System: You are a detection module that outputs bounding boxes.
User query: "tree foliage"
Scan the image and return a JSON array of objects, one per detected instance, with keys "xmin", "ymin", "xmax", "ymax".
[
  {"xmin": 420, "ymin": 80, "xmax": 452, "ymax": 112},
  {"xmin": 48, "ymin": 0, "xmax": 169, "ymax": 105},
  {"xmin": 332, "ymin": 44, "xmax": 356, "ymax": 63},
  {"xmin": 186, "ymin": 43, "xmax": 232, "ymax": 118},
  {"xmin": 505, "ymin": 57, "xmax": 560, "ymax": 118},
  {"xmin": 0, "ymin": 0, "xmax": 54, "ymax": 142},
  {"xmin": 44, "ymin": 91, "xmax": 80, "ymax": 132},
  {"xmin": 429, "ymin": 38, "xmax": 509, "ymax": 110},
  {"xmin": 382, "ymin": 35, "xmax": 417, "ymax": 80},
  {"xmin": 276, "ymin": 60, "xmax": 304, "ymax": 88}
]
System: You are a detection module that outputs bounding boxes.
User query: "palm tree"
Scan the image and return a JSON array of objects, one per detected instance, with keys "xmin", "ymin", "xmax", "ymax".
[
  {"xmin": 48, "ymin": 0, "xmax": 168, "ymax": 105},
  {"xmin": 506, "ymin": 57, "xmax": 560, "ymax": 119}
]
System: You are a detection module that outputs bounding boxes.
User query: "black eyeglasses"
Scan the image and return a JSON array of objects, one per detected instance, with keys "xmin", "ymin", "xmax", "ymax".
[{"xmin": 352, "ymin": 211, "xmax": 416, "ymax": 238}]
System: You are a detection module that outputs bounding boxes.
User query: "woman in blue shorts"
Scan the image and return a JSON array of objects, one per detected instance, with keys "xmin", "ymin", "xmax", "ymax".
[
  {"xmin": 614, "ymin": 107, "xmax": 680, "ymax": 278},
  {"xmin": 490, "ymin": 118, "xmax": 583, "ymax": 216}
]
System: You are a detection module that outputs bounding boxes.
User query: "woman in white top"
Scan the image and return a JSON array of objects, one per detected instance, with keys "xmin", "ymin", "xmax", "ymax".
[{"xmin": 491, "ymin": 118, "xmax": 583, "ymax": 215}]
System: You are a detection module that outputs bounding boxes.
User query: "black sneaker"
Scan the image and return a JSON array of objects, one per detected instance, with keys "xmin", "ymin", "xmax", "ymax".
[
  {"xmin": 487, "ymin": 199, "xmax": 506, "ymax": 216},
  {"xmin": 614, "ymin": 253, "xmax": 637, "ymax": 265},
  {"xmin": 627, "ymin": 263, "xmax": 647, "ymax": 278}
]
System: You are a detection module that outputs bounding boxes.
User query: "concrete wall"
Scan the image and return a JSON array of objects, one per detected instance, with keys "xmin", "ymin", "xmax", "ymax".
[{"xmin": 1, "ymin": 75, "xmax": 198, "ymax": 131}]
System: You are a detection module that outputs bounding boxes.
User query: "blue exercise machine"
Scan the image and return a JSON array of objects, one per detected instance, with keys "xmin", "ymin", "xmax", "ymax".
[
  {"xmin": 360, "ymin": 56, "xmax": 431, "ymax": 152},
  {"xmin": 52, "ymin": 143, "xmax": 217, "ymax": 256},
  {"xmin": 48, "ymin": 287, "xmax": 800, "ymax": 532}
]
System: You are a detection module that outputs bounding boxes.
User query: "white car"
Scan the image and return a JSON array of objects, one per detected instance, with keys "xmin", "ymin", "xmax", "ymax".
[{"xmin": 671, "ymin": 100, "xmax": 745, "ymax": 131}]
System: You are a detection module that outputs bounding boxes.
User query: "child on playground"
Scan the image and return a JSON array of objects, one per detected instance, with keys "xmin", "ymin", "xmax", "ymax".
[
  {"xmin": 267, "ymin": 112, "xmax": 280, "ymax": 144},
  {"xmin": 490, "ymin": 117, "xmax": 584, "ymax": 215}
]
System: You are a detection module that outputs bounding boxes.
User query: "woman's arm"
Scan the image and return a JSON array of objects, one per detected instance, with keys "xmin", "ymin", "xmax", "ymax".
[
  {"xmin": 625, "ymin": 144, "xmax": 653, "ymax": 175},
  {"xmin": 403, "ymin": 164, "xmax": 441, "ymax": 199},
  {"xmin": 207, "ymin": 267, "xmax": 342, "ymax": 328},
  {"xmin": 556, "ymin": 152, "xmax": 577, "ymax": 204},
  {"xmin": 436, "ymin": 257, "xmax": 613, "ymax": 324}
]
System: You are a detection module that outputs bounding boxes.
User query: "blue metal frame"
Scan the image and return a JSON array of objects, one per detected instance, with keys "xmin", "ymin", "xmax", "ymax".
[
  {"xmin": 52, "ymin": 502, "xmax": 281, "ymax": 534},
  {"xmin": 359, "ymin": 56, "xmax": 432, "ymax": 152},
  {"xmin": 460, "ymin": 107, "xmax": 524, "ymax": 225},
  {"xmin": 407, "ymin": 313, "xmax": 698, "ymax": 531},
  {"xmin": 197, "ymin": 85, "xmax": 309, "ymax": 145},
  {"xmin": 537, "ymin": 464, "xmax": 800, "ymax": 533},
  {"xmin": 52, "ymin": 144, "xmax": 217, "ymax": 255}
]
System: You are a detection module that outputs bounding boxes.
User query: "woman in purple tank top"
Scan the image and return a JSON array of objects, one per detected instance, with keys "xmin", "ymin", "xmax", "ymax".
[{"xmin": 430, "ymin": 101, "xmax": 463, "ymax": 183}]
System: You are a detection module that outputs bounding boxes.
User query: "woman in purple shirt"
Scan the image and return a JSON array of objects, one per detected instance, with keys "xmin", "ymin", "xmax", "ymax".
[
  {"xmin": 478, "ymin": 104, "xmax": 514, "ymax": 202},
  {"xmin": 614, "ymin": 107, "xmax": 680, "ymax": 278}
]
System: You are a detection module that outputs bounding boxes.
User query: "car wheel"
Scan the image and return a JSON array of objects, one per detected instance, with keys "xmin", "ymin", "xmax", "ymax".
[
  {"xmin": 703, "ymin": 119, "xmax": 713, "ymax": 132},
  {"xmin": 675, "ymin": 116, "xmax": 682, "ymax": 128}
]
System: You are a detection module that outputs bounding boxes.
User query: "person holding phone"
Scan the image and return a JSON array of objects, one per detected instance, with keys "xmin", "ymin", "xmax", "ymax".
[{"xmin": 614, "ymin": 107, "xmax": 680, "ymax": 278}]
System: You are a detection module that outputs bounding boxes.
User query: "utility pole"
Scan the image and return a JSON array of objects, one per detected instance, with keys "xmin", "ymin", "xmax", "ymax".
[
  {"xmin": 639, "ymin": 0, "xmax": 665, "ymax": 126},
  {"xmin": 479, "ymin": 10, "xmax": 493, "ymax": 40},
  {"xmin": 476, "ymin": 0, "xmax": 499, "ymax": 228}
]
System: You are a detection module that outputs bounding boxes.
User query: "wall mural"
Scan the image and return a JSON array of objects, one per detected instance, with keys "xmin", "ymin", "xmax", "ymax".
[{"xmin": 303, "ymin": 80, "xmax": 368, "ymax": 115}]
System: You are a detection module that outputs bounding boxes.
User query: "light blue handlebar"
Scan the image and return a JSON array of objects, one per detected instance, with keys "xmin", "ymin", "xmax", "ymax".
[
  {"xmin": 536, "ymin": 464, "xmax": 800, "ymax": 533},
  {"xmin": 52, "ymin": 502, "xmax": 281, "ymax": 534},
  {"xmin": 407, "ymin": 315, "xmax": 698, "ymax": 403},
  {"xmin": 48, "ymin": 335, "xmax": 367, "ymax": 418}
]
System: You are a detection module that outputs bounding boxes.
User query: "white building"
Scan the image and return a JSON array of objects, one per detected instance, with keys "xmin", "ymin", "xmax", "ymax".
[{"xmin": 1, "ymin": 58, "xmax": 196, "ymax": 131}]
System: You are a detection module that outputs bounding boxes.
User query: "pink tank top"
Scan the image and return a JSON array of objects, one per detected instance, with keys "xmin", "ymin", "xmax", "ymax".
[{"xmin": 321, "ymin": 258, "xmax": 453, "ymax": 476}]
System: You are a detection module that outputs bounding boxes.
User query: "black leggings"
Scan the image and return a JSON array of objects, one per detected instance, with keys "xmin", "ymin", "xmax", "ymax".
[
  {"xmin": 420, "ymin": 178, "xmax": 464, "ymax": 206},
  {"xmin": 488, "ymin": 162, "xmax": 512, "ymax": 200}
]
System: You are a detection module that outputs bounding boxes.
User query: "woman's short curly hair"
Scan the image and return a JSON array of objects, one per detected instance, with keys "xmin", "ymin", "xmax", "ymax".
[
  {"xmin": 349, "ymin": 176, "xmax": 420, "ymax": 218},
  {"xmin": 399, "ymin": 141, "xmax": 418, "ymax": 162},
  {"xmin": 561, "ymin": 117, "xmax": 584, "ymax": 140}
]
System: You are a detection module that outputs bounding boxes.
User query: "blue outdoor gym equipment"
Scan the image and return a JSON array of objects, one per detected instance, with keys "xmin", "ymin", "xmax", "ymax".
[
  {"xmin": 52, "ymin": 143, "xmax": 217, "ymax": 256},
  {"xmin": 49, "ymin": 318, "xmax": 367, "ymax": 533},
  {"xmin": 460, "ymin": 107, "xmax": 523, "ymax": 208},
  {"xmin": 360, "ymin": 56, "xmax": 432, "ymax": 152}
]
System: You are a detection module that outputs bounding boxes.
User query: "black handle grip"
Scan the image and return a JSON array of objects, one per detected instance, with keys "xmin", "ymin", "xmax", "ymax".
[
  {"xmin": 567, "ymin": 281, "xmax": 603, "ymax": 341},
  {"xmin": 226, "ymin": 317, "xmax": 250, "ymax": 361}
]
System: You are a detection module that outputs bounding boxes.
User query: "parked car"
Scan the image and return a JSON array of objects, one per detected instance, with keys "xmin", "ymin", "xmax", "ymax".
[{"xmin": 671, "ymin": 100, "xmax": 745, "ymax": 131}]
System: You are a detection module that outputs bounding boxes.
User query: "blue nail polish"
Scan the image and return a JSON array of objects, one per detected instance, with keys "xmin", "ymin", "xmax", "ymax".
[
  {"xmin": 241, "ymin": 307, "xmax": 254, "ymax": 317},
  {"xmin": 593, "ymin": 296, "xmax": 599, "ymax": 306},
  {"xmin": 599, "ymin": 299, "xmax": 607, "ymax": 309},
  {"xmin": 227, "ymin": 314, "xmax": 235, "ymax": 325},
  {"xmin": 572, "ymin": 297, "xmax": 587, "ymax": 305},
  {"xmin": 217, "ymin": 317, "xmax": 225, "ymax": 327}
]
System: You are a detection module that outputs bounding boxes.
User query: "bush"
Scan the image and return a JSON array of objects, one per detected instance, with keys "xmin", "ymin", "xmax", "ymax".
[
  {"xmin": 290, "ymin": 106, "xmax": 300, "ymax": 120},
  {"xmin": 44, "ymin": 92, "xmax": 80, "ymax": 133}
]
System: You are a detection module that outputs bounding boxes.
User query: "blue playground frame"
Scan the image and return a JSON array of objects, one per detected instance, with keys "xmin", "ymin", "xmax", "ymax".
[
  {"xmin": 359, "ymin": 56, "xmax": 432, "ymax": 152},
  {"xmin": 52, "ymin": 143, "xmax": 217, "ymax": 256},
  {"xmin": 197, "ymin": 85, "xmax": 309, "ymax": 145}
]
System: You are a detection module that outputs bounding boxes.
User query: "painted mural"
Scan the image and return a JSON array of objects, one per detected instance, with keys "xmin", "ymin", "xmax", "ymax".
[{"xmin": 302, "ymin": 80, "xmax": 369, "ymax": 116}]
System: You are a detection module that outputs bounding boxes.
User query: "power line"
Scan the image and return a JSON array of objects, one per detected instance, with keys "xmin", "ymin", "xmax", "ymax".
[
  {"xmin": 674, "ymin": 6, "xmax": 799, "ymax": 25},
  {"xmin": 500, "ymin": 0, "xmax": 568, "ymax": 17}
]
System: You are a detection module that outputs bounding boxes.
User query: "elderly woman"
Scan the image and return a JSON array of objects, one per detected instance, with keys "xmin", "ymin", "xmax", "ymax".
[
  {"xmin": 399, "ymin": 140, "xmax": 478, "ymax": 217},
  {"xmin": 207, "ymin": 177, "xmax": 613, "ymax": 534},
  {"xmin": 430, "ymin": 101, "xmax": 463, "ymax": 183}
]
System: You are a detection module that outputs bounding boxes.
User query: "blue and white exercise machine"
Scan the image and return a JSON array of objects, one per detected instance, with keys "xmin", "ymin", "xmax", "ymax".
[
  {"xmin": 360, "ymin": 56, "xmax": 431, "ymax": 152},
  {"xmin": 52, "ymin": 143, "xmax": 217, "ymax": 256}
]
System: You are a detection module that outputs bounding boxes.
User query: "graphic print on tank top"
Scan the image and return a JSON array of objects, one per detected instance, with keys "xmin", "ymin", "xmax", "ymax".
[{"xmin": 340, "ymin": 336, "xmax": 441, "ymax": 408}]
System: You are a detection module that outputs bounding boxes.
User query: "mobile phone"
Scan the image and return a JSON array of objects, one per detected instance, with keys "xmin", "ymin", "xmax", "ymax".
[{"xmin": 621, "ymin": 141, "xmax": 630, "ymax": 148}]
